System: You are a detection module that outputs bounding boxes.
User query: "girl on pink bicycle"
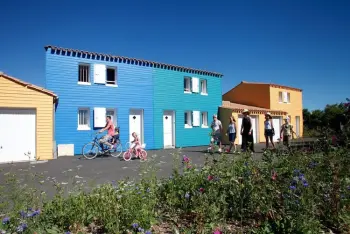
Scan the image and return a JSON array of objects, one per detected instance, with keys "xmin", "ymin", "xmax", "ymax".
[{"xmin": 130, "ymin": 132, "xmax": 141, "ymax": 155}]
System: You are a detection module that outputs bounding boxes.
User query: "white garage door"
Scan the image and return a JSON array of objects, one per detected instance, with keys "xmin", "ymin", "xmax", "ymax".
[
  {"xmin": 238, "ymin": 115, "xmax": 258, "ymax": 145},
  {"xmin": 0, "ymin": 109, "xmax": 36, "ymax": 163},
  {"xmin": 272, "ymin": 116, "xmax": 282, "ymax": 142}
]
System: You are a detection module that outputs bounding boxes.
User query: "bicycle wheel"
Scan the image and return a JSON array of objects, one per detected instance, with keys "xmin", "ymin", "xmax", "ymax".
[
  {"xmin": 139, "ymin": 150, "xmax": 147, "ymax": 161},
  {"xmin": 110, "ymin": 143, "xmax": 123, "ymax": 158},
  {"xmin": 82, "ymin": 142, "xmax": 99, "ymax": 160},
  {"xmin": 123, "ymin": 151, "xmax": 132, "ymax": 161}
]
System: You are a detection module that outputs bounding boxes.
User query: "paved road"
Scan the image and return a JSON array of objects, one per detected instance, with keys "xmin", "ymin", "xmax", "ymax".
[{"xmin": 0, "ymin": 144, "xmax": 266, "ymax": 196}]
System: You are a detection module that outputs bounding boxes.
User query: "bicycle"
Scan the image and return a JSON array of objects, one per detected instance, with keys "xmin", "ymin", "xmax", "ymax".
[
  {"xmin": 123, "ymin": 143, "xmax": 147, "ymax": 161},
  {"xmin": 82, "ymin": 132, "xmax": 123, "ymax": 160}
]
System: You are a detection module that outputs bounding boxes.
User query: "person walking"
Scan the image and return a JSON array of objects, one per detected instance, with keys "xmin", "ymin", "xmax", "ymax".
[
  {"xmin": 264, "ymin": 112, "xmax": 275, "ymax": 150},
  {"xmin": 226, "ymin": 116, "xmax": 238, "ymax": 153},
  {"xmin": 211, "ymin": 114, "xmax": 223, "ymax": 152},
  {"xmin": 240, "ymin": 109, "xmax": 255, "ymax": 154},
  {"xmin": 280, "ymin": 116, "xmax": 296, "ymax": 148}
]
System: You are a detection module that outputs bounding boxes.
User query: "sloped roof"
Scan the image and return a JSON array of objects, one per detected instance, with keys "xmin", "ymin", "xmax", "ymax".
[
  {"xmin": 240, "ymin": 81, "xmax": 302, "ymax": 92},
  {"xmin": 221, "ymin": 101, "xmax": 287, "ymax": 115},
  {"xmin": 44, "ymin": 45, "xmax": 223, "ymax": 78},
  {"xmin": 0, "ymin": 72, "xmax": 58, "ymax": 101}
]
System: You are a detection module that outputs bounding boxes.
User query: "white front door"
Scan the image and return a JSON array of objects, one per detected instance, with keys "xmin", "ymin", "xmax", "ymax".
[
  {"xmin": 163, "ymin": 111, "xmax": 175, "ymax": 148},
  {"xmin": 0, "ymin": 109, "xmax": 36, "ymax": 163},
  {"xmin": 129, "ymin": 109, "xmax": 143, "ymax": 144},
  {"xmin": 238, "ymin": 115, "xmax": 258, "ymax": 144},
  {"xmin": 272, "ymin": 116, "xmax": 282, "ymax": 142},
  {"xmin": 295, "ymin": 116, "xmax": 300, "ymax": 136}
]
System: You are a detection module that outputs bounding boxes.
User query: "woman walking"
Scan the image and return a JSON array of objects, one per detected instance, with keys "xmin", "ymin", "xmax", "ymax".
[
  {"xmin": 264, "ymin": 112, "xmax": 275, "ymax": 150},
  {"xmin": 226, "ymin": 116, "xmax": 237, "ymax": 153},
  {"xmin": 240, "ymin": 109, "xmax": 255, "ymax": 154}
]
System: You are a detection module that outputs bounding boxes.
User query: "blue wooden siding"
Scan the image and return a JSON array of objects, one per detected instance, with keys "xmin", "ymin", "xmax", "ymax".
[
  {"xmin": 153, "ymin": 68, "xmax": 222, "ymax": 148},
  {"xmin": 45, "ymin": 49, "xmax": 154, "ymax": 154}
]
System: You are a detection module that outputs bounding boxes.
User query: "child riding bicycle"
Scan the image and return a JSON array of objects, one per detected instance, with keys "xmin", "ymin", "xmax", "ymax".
[
  {"xmin": 110, "ymin": 127, "xmax": 120, "ymax": 145},
  {"xmin": 130, "ymin": 132, "xmax": 141, "ymax": 155}
]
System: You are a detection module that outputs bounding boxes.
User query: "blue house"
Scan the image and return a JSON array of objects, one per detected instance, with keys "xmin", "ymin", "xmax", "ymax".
[{"xmin": 45, "ymin": 45, "xmax": 223, "ymax": 155}]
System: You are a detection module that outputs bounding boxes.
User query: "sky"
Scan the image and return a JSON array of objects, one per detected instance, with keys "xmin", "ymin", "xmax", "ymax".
[{"xmin": 0, "ymin": 0, "xmax": 349, "ymax": 110}]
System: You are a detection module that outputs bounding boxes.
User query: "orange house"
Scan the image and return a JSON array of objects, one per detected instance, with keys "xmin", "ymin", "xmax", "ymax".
[{"xmin": 219, "ymin": 81, "xmax": 303, "ymax": 144}]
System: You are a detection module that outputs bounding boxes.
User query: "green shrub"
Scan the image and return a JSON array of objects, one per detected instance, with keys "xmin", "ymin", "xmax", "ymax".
[{"xmin": 0, "ymin": 140, "xmax": 349, "ymax": 233}]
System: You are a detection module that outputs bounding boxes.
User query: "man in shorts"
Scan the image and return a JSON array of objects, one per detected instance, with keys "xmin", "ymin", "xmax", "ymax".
[
  {"xmin": 210, "ymin": 114, "xmax": 223, "ymax": 152},
  {"xmin": 98, "ymin": 116, "xmax": 115, "ymax": 150},
  {"xmin": 280, "ymin": 116, "xmax": 296, "ymax": 147}
]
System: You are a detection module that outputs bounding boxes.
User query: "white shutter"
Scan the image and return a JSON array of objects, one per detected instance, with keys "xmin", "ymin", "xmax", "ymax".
[
  {"xmin": 283, "ymin": 91, "xmax": 288, "ymax": 103},
  {"xmin": 94, "ymin": 107, "xmax": 106, "ymax": 128},
  {"xmin": 193, "ymin": 111, "xmax": 200, "ymax": 126},
  {"xmin": 94, "ymin": 64, "xmax": 106, "ymax": 84},
  {"xmin": 192, "ymin": 77, "xmax": 199, "ymax": 93}
]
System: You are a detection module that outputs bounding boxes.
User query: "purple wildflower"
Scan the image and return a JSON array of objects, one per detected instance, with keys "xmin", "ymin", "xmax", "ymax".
[
  {"xmin": 347, "ymin": 186, "xmax": 350, "ymax": 190},
  {"xmin": 2, "ymin": 217, "xmax": 10, "ymax": 225},
  {"xmin": 303, "ymin": 181, "xmax": 309, "ymax": 187},
  {"xmin": 290, "ymin": 185, "xmax": 296, "ymax": 190},
  {"xmin": 132, "ymin": 223, "xmax": 139, "ymax": 229},
  {"xmin": 138, "ymin": 227, "xmax": 144, "ymax": 232},
  {"xmin": 146, "ymin": 187, "xmax": 151, "ymax": 193},
  {"xmin": 185, "ymin": 192, "xmax": 190, "ymax": 199},
  {"xmin": 65, "ymin": 232, "xmax": 71, "ymax": 234},
  {"xmin": 145, "ymin": 231, "xmax": 152, "ymax": 234}
]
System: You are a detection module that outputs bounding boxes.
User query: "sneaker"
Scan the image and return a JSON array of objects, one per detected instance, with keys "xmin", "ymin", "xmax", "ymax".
[{"xmin": 218, "ymin": 148, "xmax": 222, "ymax": 153}]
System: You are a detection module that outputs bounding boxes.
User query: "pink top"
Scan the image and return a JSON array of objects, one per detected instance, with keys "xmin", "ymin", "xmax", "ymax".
[{"xmin": 107, "ymin": 120, "xmax": 115, "ymax": 136}]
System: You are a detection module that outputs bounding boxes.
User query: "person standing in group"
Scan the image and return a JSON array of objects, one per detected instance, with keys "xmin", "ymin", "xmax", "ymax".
[
  {"xmin": 264, "ymin": 112, "xmax": 275, "ymax": 150},
  {"xmin": 226, "ymin": 116, "xmax": 238, "ymax": 153},
  {"xmin": 240, "ymin": 109, "xmax": 255, "ymax": 154},
  {"xmin": 211, "ymin": 114, "xmax": 223, "ymax": 152},
  {"xmin": 280, "ymin": 116, "xmax": 296, "ymax": 147}
]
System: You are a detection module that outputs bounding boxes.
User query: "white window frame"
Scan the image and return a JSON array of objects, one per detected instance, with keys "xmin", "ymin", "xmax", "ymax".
[
  {"xmin": 184, "ymin": 77, "xmax": 191, "ymax": 93},
  {"xmin": 201, "ymin": 111, "xmax": 208, "ymax": 128},
  {"xmin": 278, "ymin": 91, "xmax": 283, "ymax": 103},
  {"xmin": 106, "ymin": 67, "xmax": 118, "ymax": 87},
  {"xmin": 106, "ymin": 108, "xmax": 117, "ymax": 126},
  {"xmin": 78, "ymin": 64, "xmax": 91, "ymax": 85},
  {"xmin": 184, "ymin": 111, "xmax": 193, "ymax": 128},
  {"xmin": 200, "ymin": 80, "xmax": 208, "ymax": 95},
  {"xmin": 78, "ymin": 108, "xmax": 90, "ymax": 130}
]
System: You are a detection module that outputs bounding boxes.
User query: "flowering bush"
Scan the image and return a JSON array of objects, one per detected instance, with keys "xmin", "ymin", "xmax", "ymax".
[{"xmin": 0, "ymin": 140, "xmax": 349, "ymax": 233}]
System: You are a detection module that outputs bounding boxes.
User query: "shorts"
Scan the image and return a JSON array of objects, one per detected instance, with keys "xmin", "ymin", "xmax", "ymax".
[
  {"xmin": 213, "ymin": 134, "xmax": 221, "ymax": 143},
  {"xmin": 229, "ymin": 133, "xmax": 236, "ymax": 142},
  {"xmin": 283, "ymin": 135, "xmax": 291, "ymax": 145},
  {"xmin": 265, "ymin": 129, "xmax": 274, "ymax": 137}
]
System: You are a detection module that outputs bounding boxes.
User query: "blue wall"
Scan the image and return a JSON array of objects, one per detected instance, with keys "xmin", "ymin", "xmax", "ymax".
[
  {"xmin": 153, "ymin": 68, "xmax": 222, "ymax": 148},
  {"xmin": 46, "ymin": 49, "xmax": 155, "ymax": 154}
]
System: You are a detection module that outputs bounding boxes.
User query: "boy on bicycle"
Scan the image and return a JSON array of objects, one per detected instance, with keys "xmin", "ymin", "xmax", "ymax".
[{"xmin": 111, "ymin": 127, "xmax": 120, "ymax": 145}]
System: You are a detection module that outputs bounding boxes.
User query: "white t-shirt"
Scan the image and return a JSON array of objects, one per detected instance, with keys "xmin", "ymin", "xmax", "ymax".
[{"xmin": 211, "ymin": 120, "xmax": 222, "ymax": 135}]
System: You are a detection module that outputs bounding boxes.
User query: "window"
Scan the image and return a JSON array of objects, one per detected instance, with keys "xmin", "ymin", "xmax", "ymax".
[
  {"xmin": 278, "ymin": 92, "xmax": 283, "ymax": 102},
  {"xmin": 201, "ymin": 80, "xmax": 207, "ymax": 95},
  {"xmin": 106, "ymin": 67, "xmax": 117, "ymax": 85},
  {"xmin": 201, "ymin": 112, "xmax": 208, "ymax": 127},
  {"xmin": 106, "ymin": 108, "xmax": 117, "ymax": 126},
  {"xmin": 184, "ymin": 111, "xmax": 192, "ymax": 128},
  {"xmin": 279, "ymin": 91, "xmax": 290, "ymax": 103},
  {"xmin": 78, "ymin": 108, "xmax": 90, "ymax": 130},
  {"xmin": 78, "ymin": 64, "xmax": 90, "ymax": 84},
  {"xmin": 184, "ymin": 77, "xmax": 191, "ymax": 93}
]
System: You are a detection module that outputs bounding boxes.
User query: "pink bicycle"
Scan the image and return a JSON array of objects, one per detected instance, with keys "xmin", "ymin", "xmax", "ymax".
[{"xmin": 123, "ymin": 143, "xmax": 147, "ymax": 161}]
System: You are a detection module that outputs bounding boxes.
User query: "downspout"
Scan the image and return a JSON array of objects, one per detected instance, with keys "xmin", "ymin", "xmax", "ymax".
[{"xmin": 53, "ymin": 97, "xmax": 58, "ymax": 159}]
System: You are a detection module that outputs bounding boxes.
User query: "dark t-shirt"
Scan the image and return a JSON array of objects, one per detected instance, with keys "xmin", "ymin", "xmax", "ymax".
[{"xmin": 242, "ymin": 116, "xmax": 252, "ymax": 134}]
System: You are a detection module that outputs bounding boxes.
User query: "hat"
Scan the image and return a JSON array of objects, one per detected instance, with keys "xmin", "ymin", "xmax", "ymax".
[
  {"xmin": 265, "ymin": 112, "xmax": 271, "ymax": 117},
  {"xmin": 242, "ymin": 109, "xmax": 250, "ymax": 114},
  {"xmin": 284, "ymin": 116, "xmax": 289, "ymax": 120},
  {"xmin": 213, "ymin": 114, "xmax": 217, "ymax": 117}
]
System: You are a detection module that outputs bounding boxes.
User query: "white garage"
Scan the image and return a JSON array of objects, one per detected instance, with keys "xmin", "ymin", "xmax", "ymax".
[
  {"xmin": 0, "ymin": 109, "xmax": 36, "ymax": 163},
  {"xmin": 238, "ymin": 115, "xmax": 259, "ymax": 144}
]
